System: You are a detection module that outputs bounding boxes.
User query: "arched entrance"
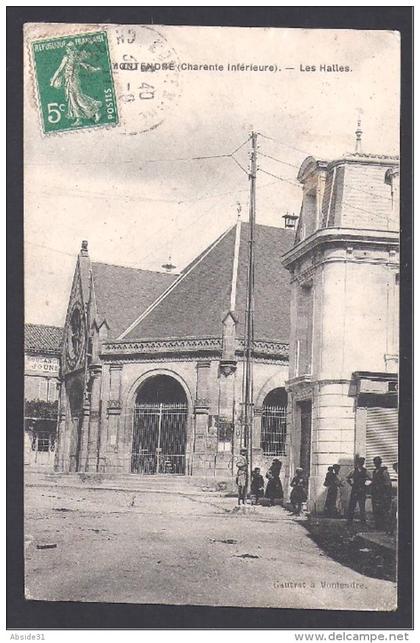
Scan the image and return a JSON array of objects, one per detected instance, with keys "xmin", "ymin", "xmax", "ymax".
[
  {"xmin": 131, "ymin": 374, "xmax": 188, "ymax": 475},
  {"xmin": 261, "ymin": 387, "xmax": 288, "ymax": 457}
]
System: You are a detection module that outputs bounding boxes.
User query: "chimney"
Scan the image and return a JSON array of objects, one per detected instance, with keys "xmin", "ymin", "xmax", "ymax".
[{"xmin": 282, "ymin": 211, "xmax": 298, "ymax": 230}]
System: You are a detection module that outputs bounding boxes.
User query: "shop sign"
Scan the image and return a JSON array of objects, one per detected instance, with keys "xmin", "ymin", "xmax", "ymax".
[
  {"xmin": 25, "ymin": 355, "xmax": 60, "ymax": 375},
  {"xmin": 359, "ymin": 379, "xmax": 388, "ymax": 394}
]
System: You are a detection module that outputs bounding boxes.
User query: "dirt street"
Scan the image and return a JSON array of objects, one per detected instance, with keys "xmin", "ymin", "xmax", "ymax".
[{"xmin": 24, "ymin": 483, "xmax": 397, "ymax": 610}]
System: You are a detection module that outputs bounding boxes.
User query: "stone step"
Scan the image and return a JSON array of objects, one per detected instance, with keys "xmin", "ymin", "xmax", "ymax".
[
  {"xmin": 24, "ymin": 471, "xmax": 237, "ymax": 496},
  {"xmin": 24, "ymin": 472, "xmax": 217, "ymax": 493}
]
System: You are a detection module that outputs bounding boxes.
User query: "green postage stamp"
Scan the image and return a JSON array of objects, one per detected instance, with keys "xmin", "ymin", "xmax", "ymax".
[{"xmin": 31, "ymin": 31, "xmax": 118, "ymax": 134}]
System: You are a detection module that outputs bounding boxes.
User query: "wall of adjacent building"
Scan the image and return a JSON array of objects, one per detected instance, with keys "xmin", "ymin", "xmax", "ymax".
[
  {"xmin": 24, "ymin": 351, "xmax": 61, "ymax": 469},
  {"xmin": 286, "ymin": 245, "xmax": 399, "ymax": 511},
  {"xmin": 314, "ymin": 249, "xmax": 399, "ymax": 380},
  {"xmin": 24, "ymin": 353, "xmax": 60, "ymax": 401},
  {"xmin": 285, "ymin": 156, "xmax": 399, "ymax": 512}
]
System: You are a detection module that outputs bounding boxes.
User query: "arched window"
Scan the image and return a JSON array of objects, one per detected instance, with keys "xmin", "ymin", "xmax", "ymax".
[{"xmin": 261, "ymin": 387, "xmax": 287, "ymax": 456}]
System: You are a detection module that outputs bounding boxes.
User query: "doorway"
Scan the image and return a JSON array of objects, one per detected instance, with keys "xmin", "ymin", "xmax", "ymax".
[{"xmin": 131, "ymin": 375, "xmax": 188, "ymax": 474}]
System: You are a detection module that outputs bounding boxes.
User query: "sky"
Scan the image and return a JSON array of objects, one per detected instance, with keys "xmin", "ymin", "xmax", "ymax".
[{"xmin": 24, "ymin": 24, "xmax": 400, "ymax": 326}]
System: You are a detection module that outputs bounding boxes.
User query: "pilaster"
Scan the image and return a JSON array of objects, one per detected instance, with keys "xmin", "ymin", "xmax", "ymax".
[
  {"xmin": 101, "ymin": 364, "xmax": 123, "ymax": 471},
  {"xmin": 86, "ymin": 363, "xmax": 103, "ymax": 472},
  {"xmin": 193, "ymin": 361, "xmax": 212, "ymax": 470},
  {"xmin": 77, "ymin": 396, "xmax": 91, "ymax": 471},
  {"xmin": 54, "ymin": 381, "xmax": 68, "ymax": 471},
  {"xmin": 252, "ymin": 406, "xmax": 263, "ymax": 458}
]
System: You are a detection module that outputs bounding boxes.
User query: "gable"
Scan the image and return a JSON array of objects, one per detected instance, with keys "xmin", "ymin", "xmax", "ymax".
[{"xmin": 62, "ymin": 259, "xmax": 88, "ymax": 375}]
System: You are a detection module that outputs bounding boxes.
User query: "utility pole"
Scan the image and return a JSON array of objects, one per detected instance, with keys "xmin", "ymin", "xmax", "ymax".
[{"xmin": 243, "ymin": 131, "xmax": 257, "ymax": 488}]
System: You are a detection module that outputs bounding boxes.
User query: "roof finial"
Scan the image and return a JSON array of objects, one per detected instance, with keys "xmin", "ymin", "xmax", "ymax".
[
  {"xmin": 80, "ymin": 240, "xmax": 89, "ymax": 256},
  {"xmin": 355, "ymin": 114, "xmax": 363, "ymax": 154}
]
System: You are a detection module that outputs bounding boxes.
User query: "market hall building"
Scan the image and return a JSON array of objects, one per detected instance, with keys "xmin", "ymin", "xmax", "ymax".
[
  {"xmin": 55, "ymin": 220, "xmax": 294, "ymax": 480},
  {"xmin": 282, "ymin": 150, "xmax": 399, "ymax": 512}
]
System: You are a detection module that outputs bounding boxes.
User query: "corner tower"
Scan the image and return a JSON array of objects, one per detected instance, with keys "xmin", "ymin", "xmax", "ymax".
[{"xmin": 282, "ymin": 150, "xmax": 399, "ymax": 512}]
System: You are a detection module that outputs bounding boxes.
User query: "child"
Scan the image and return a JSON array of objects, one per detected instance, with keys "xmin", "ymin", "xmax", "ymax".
[
  {"xmin": 235, "ymin": 448, "xmax": 248, "ymax": 505},
  {"xmin": 290, "ymin": 467, "xmax": 307, "ymax": 515},
  {"xmin": 250, "ymin": 467, "xmax": 265, "ymax": 505}
]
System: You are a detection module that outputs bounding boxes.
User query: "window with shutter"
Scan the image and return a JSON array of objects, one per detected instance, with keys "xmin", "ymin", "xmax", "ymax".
[{"xmin": 365, "ymin": 407, "xmax": 398, "ymax": 472}]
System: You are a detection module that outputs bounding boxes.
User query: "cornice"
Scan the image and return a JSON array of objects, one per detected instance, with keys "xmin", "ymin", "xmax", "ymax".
[
  {"xmin": 100, "ymin": 337, "xmax": 289, "ymax": 360},
  {"xmin": 327, "ymin": 154, "xmax": 399, "ymax": 172},
  {"xmin": 25, "ymin": 349, "xmax": 61, "ymax": 358},
  {"xmin": 102, "ymin": 337, "xmax": 222, "ymax": 356},
  {"xmin": 282, "ymin": 227, "xmax": 399, "ymax": 269},
  {"xmin": 238, "ymin": 339, "xmax": 289, "ymax": 359}
]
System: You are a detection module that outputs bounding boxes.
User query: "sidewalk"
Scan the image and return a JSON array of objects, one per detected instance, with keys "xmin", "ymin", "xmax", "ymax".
[{"xmin": 355, "ymin": 530, "xmax": 396, "ymax": 552}]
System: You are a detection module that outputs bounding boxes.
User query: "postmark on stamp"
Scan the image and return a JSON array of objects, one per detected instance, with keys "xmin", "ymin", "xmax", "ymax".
[{"xmin": 31, "ymin": 31, "xmax": 118, "ymax": 134}]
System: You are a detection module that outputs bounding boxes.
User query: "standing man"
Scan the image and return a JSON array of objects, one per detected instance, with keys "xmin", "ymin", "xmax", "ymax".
[
  {"xmin": 235, "ymin": 448, "xmax": 248, "ymax": 505},
  {"xmin": 387, "ymin": 461, "xmax": 398, "ymax": 535},
  {"xmin": 346, "ymin": 456, "xmax": 371, "ymax": 525},
  {"xmin": 370, "ymin": 456, "xmax": 392, "ymax": 530}
]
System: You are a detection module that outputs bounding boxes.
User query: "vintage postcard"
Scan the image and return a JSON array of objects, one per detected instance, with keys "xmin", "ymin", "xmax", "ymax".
[{"xmin": 23, "ymin": 22, "xmax": 400, "ymax": 612}]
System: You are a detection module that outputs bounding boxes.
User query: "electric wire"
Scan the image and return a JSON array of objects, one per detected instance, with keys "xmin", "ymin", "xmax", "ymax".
[
  {"xmin": 258, "ymin": 168, "xmax": 302, "ymax": 187},
  {"xmin": 258, "ymin": 151, "xmax": 300, "ymax": 169}
]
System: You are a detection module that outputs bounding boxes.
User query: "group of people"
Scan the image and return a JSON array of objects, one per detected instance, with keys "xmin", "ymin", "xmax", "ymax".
[
  {"xmin": 236, "ymin": 449, "xmax": 397, "ymax": 530},
  {"xmin": 235, "ymin": 449, "xmax": 308, "ymax": 515},
  {"xmin": 323, "ymin": 456, "xmax": 397, "ymax": 531}
]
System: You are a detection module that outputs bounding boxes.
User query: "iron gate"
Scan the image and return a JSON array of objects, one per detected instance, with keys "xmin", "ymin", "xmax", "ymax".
[
  {"xmin": 131, "ymin": 403, "xmax": 188, "ymax": 474},
  {"xmin": 261, "ymin": 405, "xmax": 287, "ymax": 456}
]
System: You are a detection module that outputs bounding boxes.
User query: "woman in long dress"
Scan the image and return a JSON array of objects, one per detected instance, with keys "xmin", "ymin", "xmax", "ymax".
[
  {"xmin": 50, "ymin": 42, "xmax": 102, "ymax": 126},
  {"xmin": 264, "ymin": 459, "xmax": 283, "ymax": 506}
]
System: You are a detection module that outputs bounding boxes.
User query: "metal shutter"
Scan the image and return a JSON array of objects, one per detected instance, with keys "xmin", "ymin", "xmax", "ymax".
[{"xmin": 366, "ymin": 407, "xmax": 398, "ymax": 471}]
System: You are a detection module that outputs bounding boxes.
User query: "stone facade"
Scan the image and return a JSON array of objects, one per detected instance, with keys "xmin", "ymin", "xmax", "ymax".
[
  {"xmin": 57, "ymin": 349, "xmax": 289, "ymax": 478},
  {"xmin": 282, "ymin": 152, "xmax": 399, "ymax": 512},
  {"xmin": 56, "ymin": 222, "xmax": 293, "ymax": 483}
]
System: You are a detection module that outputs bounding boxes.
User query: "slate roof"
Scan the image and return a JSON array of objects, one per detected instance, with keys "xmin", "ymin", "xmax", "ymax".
[
  {"xmin": 25, "ymin": 323, "xmax": 63, "ymax": 355},
  {"xmin": 122, "ymin": 222, "xmax": 294, "ymax": 342},
  {"xmin": 91, "ymin": 263, "xmax": 177, "ymax": 339}
]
